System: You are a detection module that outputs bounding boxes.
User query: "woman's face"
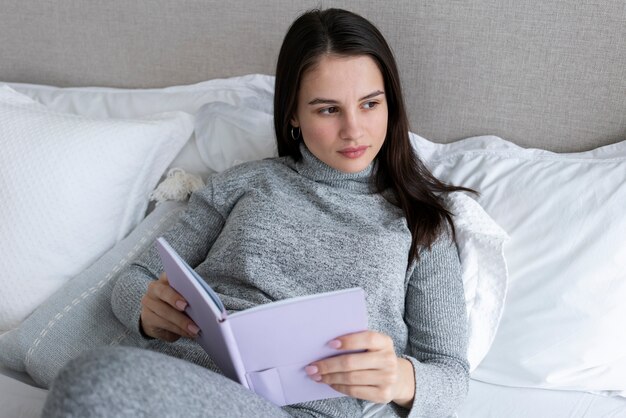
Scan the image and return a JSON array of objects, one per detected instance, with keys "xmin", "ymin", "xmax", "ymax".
[{"xmin": 291, "ymin": 54, "xmax": 388, "ymax": 173}]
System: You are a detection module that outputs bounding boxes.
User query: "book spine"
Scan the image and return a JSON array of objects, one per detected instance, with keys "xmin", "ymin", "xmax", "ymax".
[{"xmin": 220, "ymin": 319, "xmax": 249, "ymax": 389}]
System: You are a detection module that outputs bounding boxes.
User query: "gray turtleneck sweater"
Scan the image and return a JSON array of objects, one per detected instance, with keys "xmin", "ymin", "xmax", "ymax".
[{"xmin": 112, "ymin": 145, "xmax": 469, "ymax": 417}]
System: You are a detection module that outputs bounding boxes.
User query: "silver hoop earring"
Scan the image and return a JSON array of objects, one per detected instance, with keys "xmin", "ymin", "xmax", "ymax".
[{"xmin": 290, "ymin": 126, "xmax": 301, "ymax": 141}]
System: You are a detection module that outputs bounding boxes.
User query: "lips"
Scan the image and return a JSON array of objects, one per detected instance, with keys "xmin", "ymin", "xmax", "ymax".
[{"xmin": 338, "ymin": 145, "xmax": 369, "ymax": 159}]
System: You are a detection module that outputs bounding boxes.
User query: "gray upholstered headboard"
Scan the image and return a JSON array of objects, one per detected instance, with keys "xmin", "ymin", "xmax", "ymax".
[{"xmin": 2, "ymin": 0, "xmax": 625, "ymax": 151}]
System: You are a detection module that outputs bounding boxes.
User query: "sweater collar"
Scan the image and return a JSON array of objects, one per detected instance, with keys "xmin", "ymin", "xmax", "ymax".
[{"xmin": 293, "ymin": 144, "xmax": 375, "ymax": 193}]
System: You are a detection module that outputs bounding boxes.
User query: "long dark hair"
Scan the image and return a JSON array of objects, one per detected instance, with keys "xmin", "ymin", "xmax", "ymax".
[{"xmin": 274, "ymin": 8, "xmax": 472, "ymax": 262}]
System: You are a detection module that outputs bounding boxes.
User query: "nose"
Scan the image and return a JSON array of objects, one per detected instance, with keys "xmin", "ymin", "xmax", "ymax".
[{"xmin": 339, "ymin": 109, "xmax": 363, "ymax": 141}]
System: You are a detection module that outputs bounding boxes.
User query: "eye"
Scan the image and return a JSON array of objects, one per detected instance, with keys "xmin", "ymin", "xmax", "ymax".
[
  {"xmin": 319, "ymin": 106, "xmax": 339, "ymax": 115},
  {"xmin": 362, "ymin": 101, "xmax": 379, "ymax": 110}
]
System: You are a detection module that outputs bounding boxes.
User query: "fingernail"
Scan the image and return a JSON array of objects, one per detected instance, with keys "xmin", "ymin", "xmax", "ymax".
[
  {"xmin": 328, "ymin": 339, "xmax": 342, "ymax": 349},
  {"xmin": 311, "ymin": 374, "xmax": 322, "ymax": 382},
  {"xmin": 176, "ymin": 300, "xmax": 187, "ymax": 311},
  {"xmin": 304, "ymin": 365, "xmax": 318, "ymax": 375},
  {"xmin": 187, "ymin": 324, "xmax": 200, "ymax": 335}
]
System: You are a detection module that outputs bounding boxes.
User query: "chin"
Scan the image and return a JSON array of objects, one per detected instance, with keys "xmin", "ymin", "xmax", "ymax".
[{"xmin": 333, "ymin": 160, "xmax": 371, "ymax": 174}]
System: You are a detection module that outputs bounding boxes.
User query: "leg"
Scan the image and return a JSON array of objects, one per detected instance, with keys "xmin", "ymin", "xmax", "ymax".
[{"xmin": 42, "ymin": 346, "xmax": 298, "ymax": 418}]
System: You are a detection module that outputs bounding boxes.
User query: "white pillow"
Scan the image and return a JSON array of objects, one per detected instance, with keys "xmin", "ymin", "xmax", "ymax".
[
  {"xmin": 412, "ymin": 134, "xmax": 626, "ymax": 395},
  {"xmin": 444, "ymin": 192, "xmax": 508, "ymax": 371},
  {"xmin": 193, "ymin": 96, "xmax": 509, "ymax": 371},
  {"xmin": 194, "ymin": 94, "xmax": 276, "ymax": 172},
  {"xmin": 7, "ymin": 74, "xmax": 276, "ymax": 178},
  {"xmin": 0, "ymin": 86, "xmax": 194, "ymax": 331}
]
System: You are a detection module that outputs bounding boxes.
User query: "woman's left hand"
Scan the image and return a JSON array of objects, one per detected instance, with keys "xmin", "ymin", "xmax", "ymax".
[{"xmin": 305, "ymin": 330, "xmax": 416, "ymax": 407}]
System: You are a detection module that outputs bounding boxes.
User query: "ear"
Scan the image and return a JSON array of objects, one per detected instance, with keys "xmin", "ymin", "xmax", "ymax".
[{"xmin": 290, "ymin": 115, "xmax": 299, "ymax": 128}]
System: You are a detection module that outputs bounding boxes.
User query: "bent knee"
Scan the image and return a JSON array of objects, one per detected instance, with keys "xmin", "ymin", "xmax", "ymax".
[
  {"xmin": 57, "ymin": 346, "xmax": 147, "ymax": 385},
  {"xmin": 44, "ymin": 346, "xmax": 157, "ymax": 416}
]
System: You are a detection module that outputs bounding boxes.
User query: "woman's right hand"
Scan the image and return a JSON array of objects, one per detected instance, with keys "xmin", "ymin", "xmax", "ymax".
[{"xmin": 140, "ymin": 272, "xmax": 200, "ymax": 342}]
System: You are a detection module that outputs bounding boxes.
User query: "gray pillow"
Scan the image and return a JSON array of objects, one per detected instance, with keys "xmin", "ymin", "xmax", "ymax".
[{"xmin": 0, "ymin": 201, "xmax": 186, "ymax": 388}]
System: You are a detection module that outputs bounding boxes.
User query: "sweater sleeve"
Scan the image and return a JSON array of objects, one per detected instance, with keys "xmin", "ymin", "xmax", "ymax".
[
  {"xmin": 396, "ymin": 231, "xmax": 470, "ymax": 418},
  {"xmin": 111, "ymin": 180, "xmax": 226, "ymax": 337}
]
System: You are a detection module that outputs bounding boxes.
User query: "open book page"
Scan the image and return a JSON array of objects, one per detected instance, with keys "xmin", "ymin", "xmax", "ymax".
[
  {"xmin": 155, "ymin": 237, "xmax": 368, "ymax": 405},
  {"xmin": 229, "ymin": 287, "xmax": 368, "ymax": 405},
  {"xmin": 155, "ymin": 238, "xmax": 247, "ymax": 385},
  {"xmin": 156, "ymin": 237, "xmax": 226, "ymax": 319}
]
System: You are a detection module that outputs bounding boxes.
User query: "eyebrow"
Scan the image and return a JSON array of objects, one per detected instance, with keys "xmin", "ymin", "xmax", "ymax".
[{"xmin": 307, "ymin": 90, "xmax": 385, "ymax": 106}]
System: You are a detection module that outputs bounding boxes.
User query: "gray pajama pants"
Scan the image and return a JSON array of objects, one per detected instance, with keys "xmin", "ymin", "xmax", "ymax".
[{"xmin": 42, "ymin": 346, "xmax": 330, "ymax": 418}]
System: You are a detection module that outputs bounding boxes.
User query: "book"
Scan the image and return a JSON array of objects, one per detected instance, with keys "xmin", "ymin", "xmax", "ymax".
[{"xmin": 155, "ymin": 237, "xmax": 369, "ymax": 406}]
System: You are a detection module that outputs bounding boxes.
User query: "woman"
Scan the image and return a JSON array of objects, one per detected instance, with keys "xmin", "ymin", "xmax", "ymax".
[{"xmin": 43, "ymin": 8, "xmax": 469, "ymax": 418}]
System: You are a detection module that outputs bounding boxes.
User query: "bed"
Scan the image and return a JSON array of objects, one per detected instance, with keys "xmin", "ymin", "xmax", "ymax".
[{"xmin": 1, "ymin": 1, "xmax": 625, "ymax": 417}]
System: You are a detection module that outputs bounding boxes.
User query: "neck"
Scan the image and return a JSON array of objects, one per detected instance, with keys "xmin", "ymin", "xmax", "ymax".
[{"xmin": 291, "ymin": 143, "xmax": 376, "ymax": 193}]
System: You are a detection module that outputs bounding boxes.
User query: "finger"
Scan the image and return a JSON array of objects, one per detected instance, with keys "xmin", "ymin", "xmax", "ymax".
[
  {"xmin": 330, "ymin": 330, "xmax": 393, "ymax": 352},
  {"xmin": 149, "ymin": 274, "xmax": 188, "ymax": 311},
  {"xmin": 141, "ymin": 305, "xmax": 194, "ymax": 339},
  {"xmin": 140, "ymin": 308, "xmax": 183, "ymax": 342},
  {"xmin": 151, "ymin": 327, "xmax": 182, "ymax": 343},
  {"xmin": 310, "ymin": 351, "xmax": 396, "ymax": 375},
  {"xmin": 317, "ymin": 368, "xmax": 397, "ymax": 388},
  {"xmin": 141, "ymin": 296, "xmax": 199, "ymax": 338},
  {"xmin": 141, "ymin": 303, "xmax": 189, "ymax": 338}
]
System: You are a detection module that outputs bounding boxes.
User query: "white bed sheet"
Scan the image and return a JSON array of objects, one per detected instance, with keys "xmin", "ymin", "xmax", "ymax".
[
  {"xmin": 457, "ymin": 380, "xmax": 626, "ymax": 418},
  {"xmin": 0, "ymin": 365, "xmax": 47, "ymax": 418},
  {"xmin": 2, "ymin": 367, "xmax": 626, "ymax": 418}
]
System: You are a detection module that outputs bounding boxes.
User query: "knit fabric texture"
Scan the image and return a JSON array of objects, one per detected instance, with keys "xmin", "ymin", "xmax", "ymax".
[{"xmin": 110, "ymin": 145, "xmax": 469, "ymax": 417}]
